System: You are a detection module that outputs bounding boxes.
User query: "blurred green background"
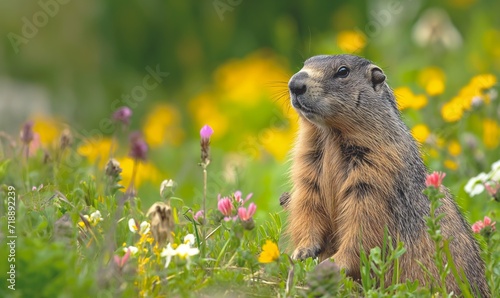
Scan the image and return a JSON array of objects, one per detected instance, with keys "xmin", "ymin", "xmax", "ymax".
[{"xmin": 1, "ymin": 0, "xmax": 499, "ymax": 218}]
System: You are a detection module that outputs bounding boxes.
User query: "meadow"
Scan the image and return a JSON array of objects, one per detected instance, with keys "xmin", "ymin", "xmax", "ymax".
[{"xmin": 1, "ymin": 0, "xmax": 500, "ymax": 297}]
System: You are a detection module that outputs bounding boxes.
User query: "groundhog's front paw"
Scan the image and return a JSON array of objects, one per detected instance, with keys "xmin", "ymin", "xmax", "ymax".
[{"xmin": 292, "ymin": 245, "xmax": 321, "ymax": 260}]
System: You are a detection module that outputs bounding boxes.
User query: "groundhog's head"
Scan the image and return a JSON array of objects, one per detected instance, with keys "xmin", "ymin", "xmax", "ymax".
[{"xmin": 288, "ymin": 54, "xmax": 398, "ymax": 130}]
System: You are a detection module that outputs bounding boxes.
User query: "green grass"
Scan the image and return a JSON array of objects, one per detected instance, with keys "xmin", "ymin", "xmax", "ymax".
[{"xmin": 1, "ymin": 139, "xmax": 499, "ymax": 297}]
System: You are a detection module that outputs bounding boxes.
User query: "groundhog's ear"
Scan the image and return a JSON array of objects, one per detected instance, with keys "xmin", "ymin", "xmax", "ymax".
[{"xmin": 370, "ymin": 67, "xmax": 386, "ymax": 91}]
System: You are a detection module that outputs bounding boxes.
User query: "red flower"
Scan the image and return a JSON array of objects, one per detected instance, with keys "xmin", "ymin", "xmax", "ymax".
[
  {"xmin": 425, "ymin": 171, "xmax": 446, "ymax": 188},
  {"xmin": 472, "ymin": 216, "xmax": 496, "ymax": 234}
]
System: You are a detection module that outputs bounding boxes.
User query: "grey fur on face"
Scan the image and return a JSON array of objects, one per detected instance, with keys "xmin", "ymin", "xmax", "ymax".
[{"xmin": 289, "ymin": 55, "xmax": 397, "ymax": 131}]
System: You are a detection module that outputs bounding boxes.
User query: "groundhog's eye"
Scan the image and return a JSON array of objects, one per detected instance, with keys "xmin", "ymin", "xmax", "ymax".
[{"xmin": 335, "ymin": 66, "xmax": 350, "ymax": 78}]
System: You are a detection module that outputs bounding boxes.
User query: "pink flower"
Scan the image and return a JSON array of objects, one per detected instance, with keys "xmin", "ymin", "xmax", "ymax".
[
  {"xmin": 425, "ymin": 171, "xmax": 446, "ymax": 188},
  {"xmin": 218, "ymin": 196, "xmax": 233, "ymax": 217},
  {"xmin": 483, "ymin": 216, "xmax": 496, "ymax": 229},
  {"xmin": 472, "ymin": 216, "xmax": 496, "ymax": 234},
  {"xmin": 485, "ymin": 182, "xmax": 500, "ymax": 198},
  {"xmin": 114, "ymin": 248, "xmax": 131, "ymax": 268},
  {"xmin": 238, "ymin": 203, "xmax": 257, "ymax": 221},
  {"xmin": 200, "ymin": 125, "xmax": 213, "ymax": 165},
  {"xmin": 112, "ymin": 106, "xmax": 132, "ymax": 125},
  {"xmin": 234, "ymin": 191, "xmax": 253, "ymax": 205},
  {"xmin": 20, "ymin": 121, "xmax": 34, "ymax": 144},
  {"xmin": 128, "ymin": 131, "xmax": 148, "ymax": 161},
  {"xmin": 471, "ymin": 222, "xmax": 483, "ymax": 233},
  {"xmin": 31, "ymin": 184, "xmax": 43, "ymax": 192},
  {"xmin": 194, "ymin": 210, "xmax": 205, "ymax": 224},
  {"xmin": 200, "ymin": 125, "xmax": 214, "ymax": 141}
]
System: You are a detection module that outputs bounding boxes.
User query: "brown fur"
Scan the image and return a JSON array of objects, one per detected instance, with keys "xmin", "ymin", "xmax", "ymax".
[{"xmin": 285, "ymin": 54, "xmax": 489, "ymax": 297}]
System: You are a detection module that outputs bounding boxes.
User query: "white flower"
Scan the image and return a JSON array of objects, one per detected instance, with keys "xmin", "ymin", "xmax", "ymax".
[
  {"xmin": 161, "ymin": 243, "xmax": 177, "ymax": 268},
  {"xmin": 139, "ymin": 221, "xmax": 151, "ymax": 235},
  {"xmin": 160, "ymin": 179, "xmax": 175, "ymax": 191},
  {"xmin": 491, "ymin": 160, "xmax": 500, "ymax": 181},
  {"xmin": 464, "ymin": 172, "xmax": 489, "ymax": 196},
  {"xmin": 184, "ymin": 234, "xmax": 196, "ymax": 246},
  {"xmin": 80, "ymin": 210, "xmax": 104, "ymax": 227},
  {"xmin": 90, "ymin": 210, "xmax": 103, "ymax": 223},
  {"xmin": 128, "ymin": 218, "xmax": 138, "ymax": 233},
  {"xmin": 176, "ymin": 243, "xmax": 199, "ymax": 259},
  {"xmin": 492, "ymin": 160, "xmax": 500, "ymax": 171},
  {"xmin": 128, "ymin": 218, "xmax": 151, "ymax": 235},
  {"xmin": 123, "ymin": 246, "xmax": 139, "ymax": 256},
  {"xmin": 160, "ymin": 179, "xmax": 177, "ymax": 198},
  {"xmin": 160, "ymin": 239, "xmax": 200, "ymax": 268}
]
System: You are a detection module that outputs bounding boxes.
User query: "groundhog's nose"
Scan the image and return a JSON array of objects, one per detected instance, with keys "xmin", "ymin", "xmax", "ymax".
[{"xmin": 289, "ymin": 71, "xmax": 308, "ymax": 96}]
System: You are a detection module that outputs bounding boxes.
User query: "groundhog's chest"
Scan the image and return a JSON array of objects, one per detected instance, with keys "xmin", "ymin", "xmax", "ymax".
[{"xmin": 316, "ymin": 139, "xmax": 347, "ymax": 206}]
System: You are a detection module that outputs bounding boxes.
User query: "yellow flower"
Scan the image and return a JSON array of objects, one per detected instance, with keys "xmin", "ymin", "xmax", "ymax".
[
  {"xmin": 411, "ymin": 124, "xmax": 431, "ymax": 144},
  {"xmin": 464, "ymin": 74, "xmax": 496, "ymax": 106},
  {"xmin": 426, "ymin": 79, "xmax": 445, "ymax": 96},
  {"xmin": 444, "ymin": 159, "xmax": 458, "ymax": 171},
  {"xmin": 260, "ymin": 127, "xmax": 296, "ymax": 161},
  {"xmin": 394, "ymin": 87, "xmax": 428, "ymax": 110},
  {"xmin": 259, "ymin": 103, "xmax": 299, "ymax": 161},
  {"xmin": 483, "ymin": 119, "xmax": 500, "ymax": 149},
  {"xmin": 261, "ymin": 113, "xmax": 298, "ymax": 161},
  {"xmin": 258, "ymin": 240, "xmax": 280, "ymax": 263},
  {"xmin": 447, "ymin": 140, "xmax": 462, "ymax": 156},
  {"xmin": 33, "ymin": 115, "xmax": 61, "ymax": 145},
  {"xmin": 115, "ymin": 157, "xmax": 161, "ymax": 188},
  {"xmin": 418, "ymin": 67, "xmax": 446, "ymax": 96},
  {"xmin": 77, "ymin": 137, "xmax": 114, "ymax": 168},
  {"xmin": 441, "ymin": 98, "xmax": 464, "ymax": 122},
  {"xmin": 214, "ymin": 51, "xmax": 290, "ymax": 106},
  {"xmin": 439, "ymin": 73, "xmax": 496, "ymax": 123},
  {"xmin": 188, "ymin": 93, "xmax": 229, "ymax": 139},
  {"xmin": 470, "ymin": 74, "xmax": 496, "ymax": 90},
  {"xmin": 336, "ymin": 30, "xmax": 366, "ymax": 53},
  {"xmin": 142, "ymin": 104, "xmax": 184, "ymax": 148}
]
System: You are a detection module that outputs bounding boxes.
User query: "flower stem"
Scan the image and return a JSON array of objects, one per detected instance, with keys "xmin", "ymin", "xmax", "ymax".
[
  {"xmin": 214, "ymin": 236, "xmax": 231, "ymax": 269},
  {"xmin": 202, "ymin": 164, "xmax": 207, "ymax": 256},
  {"xmin": 127, "ymin": 159, "xmax": 138, "ymax": 195}
]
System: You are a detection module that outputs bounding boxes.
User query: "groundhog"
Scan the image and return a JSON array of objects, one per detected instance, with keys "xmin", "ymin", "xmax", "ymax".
[{"xmin": 284, "ymin": 54, "xmax": 489, "ymax": 297}]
